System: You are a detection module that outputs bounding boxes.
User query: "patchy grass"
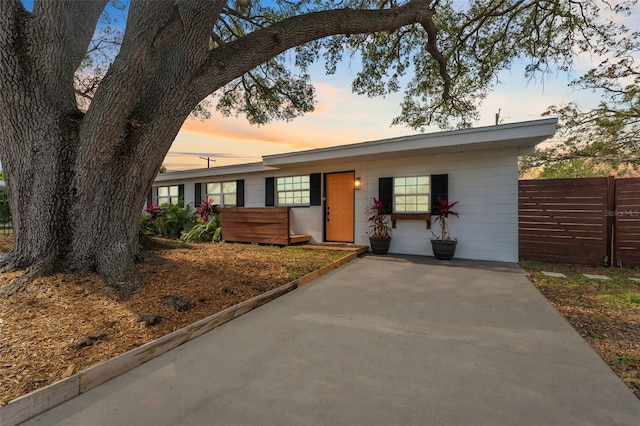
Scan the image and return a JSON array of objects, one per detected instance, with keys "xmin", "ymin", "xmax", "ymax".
[{"xmin": 521, "ymin": 260, "xmax": 640, "ymax": 399}]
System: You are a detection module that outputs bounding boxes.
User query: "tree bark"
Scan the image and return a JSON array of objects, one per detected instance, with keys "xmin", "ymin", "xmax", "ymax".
[{"xmin": 0, "ymin": 0, "xmax": 442, "ymax": 297}]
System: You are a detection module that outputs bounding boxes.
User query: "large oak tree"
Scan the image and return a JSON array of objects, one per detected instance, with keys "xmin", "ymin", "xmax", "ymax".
[{"xmin": 0, "ymin": 0, "xmax": 631, "ymax": 296}]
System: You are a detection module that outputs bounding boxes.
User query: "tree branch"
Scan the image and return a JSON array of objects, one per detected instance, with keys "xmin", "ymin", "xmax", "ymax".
[
  {"xmin": 28, "ymin": 0, "xmax": 108, "ymax": 109},
  {"xmin": 194, "ymin": 1, "xmax": 442, "ymax": 99},
  {"xmin": 421, "ymin": 15, "xmax": 451, "ymax": 101},
  {"xmin": 33, "ymin": 0, "xmax": 108, "ymax": 74}
]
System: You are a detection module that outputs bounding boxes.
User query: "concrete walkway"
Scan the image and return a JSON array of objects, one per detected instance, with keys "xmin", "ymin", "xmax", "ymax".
[{"xmin": 24, "ymin": 255, "xmax": 640, "ymax": 425}]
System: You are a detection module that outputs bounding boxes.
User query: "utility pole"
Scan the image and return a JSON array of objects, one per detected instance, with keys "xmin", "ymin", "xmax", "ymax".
[{"xmin": 199, "ymin": 156, "xmax": 216, "ymax": 168}]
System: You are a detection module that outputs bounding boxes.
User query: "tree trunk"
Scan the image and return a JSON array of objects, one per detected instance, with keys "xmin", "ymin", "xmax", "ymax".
[
  {"xmin": 0, "ymin": 0, "xmax": 440, "ymax": 297},
  {"xmin": 0, "ymin": 103, "xmax": 175, "ymax": 297}
]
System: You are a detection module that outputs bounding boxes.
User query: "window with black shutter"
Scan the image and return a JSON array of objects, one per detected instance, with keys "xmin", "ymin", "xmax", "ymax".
[
  {"xmin": 265, "ymin": 177, "xmax": 275, "ymax": 206},
  {"xmin": 310, "ymin": 173, "xmax": 321, "ymax": 206},
  {"xmin": 205, "ymin": 181, "xmax": 238, "ymax": 206},
  {"xmin": 430, "ymin": 174, "xmax": 449, "ymax": 215},
  {"xmin": 378, "ymin": 177, "xmax": 393, "ymax": 215},
  {"xmin": 194, "ymin": 183, "xmax": 202, "ymax": 207},
  {"xmin": 236, "ymin": 179, "xmax": 245, "ymax": 207},
  {"xmin": 157, "ymin": 185, "xmax": 181, "ymax": 205}
]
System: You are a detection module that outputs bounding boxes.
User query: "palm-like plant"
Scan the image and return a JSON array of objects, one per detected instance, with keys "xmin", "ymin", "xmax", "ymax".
[
  {"xmin": 366, "ymin": 197, "xmax": 391, "ymax": 240},
  {"xmin": 433, "ymin": 198, "xmax": 459, "ymax": 242}
]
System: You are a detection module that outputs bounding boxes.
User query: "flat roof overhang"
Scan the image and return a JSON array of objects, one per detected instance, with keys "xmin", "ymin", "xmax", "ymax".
[
  {"xmin": 154, "ymin": 162, "xmax": 278, "ymax": 182},
  {"xmin": 262, "ymin": 118, "xmax": 557, "ymax": 169}
]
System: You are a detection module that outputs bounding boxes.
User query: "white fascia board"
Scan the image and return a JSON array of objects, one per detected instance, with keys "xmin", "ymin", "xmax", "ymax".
[
  {"xmin": 154, "ymin": 162, "xmax": 278, "ymax": 183},
  {"xmin": 263, "ymin": 118, "xmax": 558, "ymax": 167}
]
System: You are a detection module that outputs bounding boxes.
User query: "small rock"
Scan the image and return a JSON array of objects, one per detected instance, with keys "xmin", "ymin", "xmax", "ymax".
[
  {"xmin": 163, "ymin": 296, "xmax": 191, "ymax": 312},
  {"xmin": 75, "ymin": 332, "xmax": 107, "ymax": 349},
  {"xmin": 137, "ymin": 314, "xmax": 165, "ymax": 327},
  {"xmin": 582, "ymin": 274, "xmax": 610, "ymax": 280},
  {"xmin": 541, "ymin": 271, "xmax": 566, "ymax": 278}
]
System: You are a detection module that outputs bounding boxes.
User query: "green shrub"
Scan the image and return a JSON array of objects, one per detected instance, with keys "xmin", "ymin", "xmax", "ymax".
[
  {"xmin": 0, "ymin": 196, "xmax": 11, "ymax": 223},
  {"xmin": 181, "ymin": 214, "xmax": 222, "ymax": 243},
  {"xmin": 140, "ymin": 201, "xmax": 195, "ymax": 239}
]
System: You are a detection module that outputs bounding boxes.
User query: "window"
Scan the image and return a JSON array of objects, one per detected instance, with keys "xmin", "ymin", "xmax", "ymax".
[
  {"xmin": 157, "ymin": 185, "xmax": 180, "ymax": 205},
  {"xmin": 393, "ymin": 176, "xmax": 430, "ymax": 212},
  {"xmin": 206, "ymin": 181, "xmax": 237, "ymax": 207},
  {"xmin": 276, "ymin": 175, "xmax": 310, "ymax": 206}
]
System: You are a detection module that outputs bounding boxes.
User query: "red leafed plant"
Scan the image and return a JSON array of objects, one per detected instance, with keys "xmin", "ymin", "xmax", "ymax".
[
  {"xmin": 196, "ymin": 198, "xmax": 219, "ymax": 222},
  {"xmin": 144, "ymin": 203, "xmax": 163, "ymax": 220},
  {"xmin": 432, "ymin": 198, "xmax": 459, "ymax": 242},
  {"xmin": 366, "ymin": 197, "xmax": 391, "ymax": 240}
]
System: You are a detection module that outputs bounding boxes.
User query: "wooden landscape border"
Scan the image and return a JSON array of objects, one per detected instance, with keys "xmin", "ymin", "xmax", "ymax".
[{"xmin": 0, "ymin": 250, "xmax": 359, "ymax": 426}]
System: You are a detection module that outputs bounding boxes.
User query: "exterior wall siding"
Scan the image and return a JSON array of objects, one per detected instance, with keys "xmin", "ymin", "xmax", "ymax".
[{"xmin": 152, "ymin": 147, "xmax": 520, "ymax": 262}]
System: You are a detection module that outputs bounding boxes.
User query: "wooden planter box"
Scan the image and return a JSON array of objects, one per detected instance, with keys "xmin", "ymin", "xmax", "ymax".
[{"xmin": 221, "ymin": 207, "xmax": 310, "ymax": 246}]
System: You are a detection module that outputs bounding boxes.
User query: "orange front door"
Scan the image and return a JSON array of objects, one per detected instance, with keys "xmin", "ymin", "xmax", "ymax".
[{"xmin": 326, "ymin": 172, "xmax": 355, "ymax": 242}]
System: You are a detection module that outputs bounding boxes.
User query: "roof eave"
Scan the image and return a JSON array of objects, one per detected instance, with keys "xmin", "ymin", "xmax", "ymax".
[
  {"xmin": 154, "ymin": 162, "xmax": 278, "ymax": 182},
  {"xmin": 262, "ymin": 118, "xmax": 557, "ymax": 167}
]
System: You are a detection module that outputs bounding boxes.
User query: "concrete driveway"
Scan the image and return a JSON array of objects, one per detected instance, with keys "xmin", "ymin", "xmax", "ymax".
[{"xmin": 24, "ymin": 255, "xmax": 640, "ymax": 425}]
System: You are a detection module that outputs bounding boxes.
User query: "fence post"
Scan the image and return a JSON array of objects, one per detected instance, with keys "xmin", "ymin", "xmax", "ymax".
[{"xmin": 607, "ymin": 176, "xmax": 615, "ymax": 266}]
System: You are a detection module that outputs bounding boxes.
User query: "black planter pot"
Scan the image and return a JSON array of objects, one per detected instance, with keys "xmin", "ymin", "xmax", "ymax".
[
  {"xmin": 430, "ymin": 239, "xmax": 457, "ymax": 260},
  {"xmin": 369, "ymin": 237, "xmax": 391, "ymax": 255}
]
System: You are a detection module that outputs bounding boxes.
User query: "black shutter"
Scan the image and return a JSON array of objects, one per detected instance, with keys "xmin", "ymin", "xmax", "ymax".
[
  {"xmin": 178, "ymin": 184, "xmax": 185, "ymax": 206},
  {"xmin": 236, "ymin": 179, "xmax": 245, "ymax": 207},
  {"xmin": 146, "ymin": 188, "xmax": 153, "ymax": 208},
  {"xmin": 194, "ymin": 183, "xmax": 202, "ymax": 207},
  {"xmin": 430, "ymin": 174, "xmax": 449, "ymax": 214},
  {"xmin": 310, "ymin": 173, "xmax": 321, "ymax": 206},
  {"xmin": 378, "ymin": 177, "xmax": 393, "ymax": 214},
  {"xmin": 265, "ymin": 177, "xmax": 275, "ymax": 206}
]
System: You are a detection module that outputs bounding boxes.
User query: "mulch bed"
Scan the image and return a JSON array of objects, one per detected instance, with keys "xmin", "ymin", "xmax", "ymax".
[{"xmin": 0, "ymin": 238, "xmax": 345, "ymax": 406}]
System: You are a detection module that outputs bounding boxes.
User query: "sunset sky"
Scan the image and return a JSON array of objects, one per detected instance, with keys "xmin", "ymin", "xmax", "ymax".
[
  {"xmin": 161, "ymin": 2, "xmax": 639, "ymax": 172},
  {"xmin": 168, "ymin": 59, "xmax": 599, "ymax": 171}
]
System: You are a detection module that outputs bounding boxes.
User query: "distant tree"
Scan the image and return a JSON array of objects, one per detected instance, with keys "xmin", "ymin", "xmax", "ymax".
[
  {"xmin": 0, "ymin": 0, "xmax": 633, "ymax": 296},
  {"xmin": 0, "ymin": 170, "xmax": 4, "ymax": 181},
  {"xmin": 158, "ymin": 164, "xmax": 167, "ymax": 174},
  {"xmin": 520, "ymin": 29, "xmax": 640, "ymax": 177},
  {"xmin": 536, "ymin": 159, "xmax": 610, "ymax": 179}
]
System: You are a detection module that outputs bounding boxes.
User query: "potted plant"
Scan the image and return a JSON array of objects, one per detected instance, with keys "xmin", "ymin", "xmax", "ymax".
[
  {"xmin": 366, "ymin": 197, "xmax": 392, "ymax": 255},
  {"xmin": 431, "ymin": 198, "xmax": 459, "ymax": 260}
]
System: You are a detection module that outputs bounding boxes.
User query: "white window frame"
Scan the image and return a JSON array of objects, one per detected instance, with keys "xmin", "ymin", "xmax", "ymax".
[
  {"xmin": 393, "ymin": 176, "xmax": 430, "ymax": 213},
  {"xmin": 206, "ymin": 181, "xmax": 237, "ymax": 207},
  {"xmin": 276, "ymin": 175, "xmax": 310, "ymax": 206},
  {"xmin": 157, "ymin": 185, "xmax": 180, "ymax": 205}
]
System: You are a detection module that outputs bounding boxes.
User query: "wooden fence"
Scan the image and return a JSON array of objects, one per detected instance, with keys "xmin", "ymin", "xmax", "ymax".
[
  {"xmin": 519, "ymin": 177, "xmax": 640, "ymax": 267},
  {"xmin": 614, "ymin": 178, "xmax": 640, "ymax": 267}
]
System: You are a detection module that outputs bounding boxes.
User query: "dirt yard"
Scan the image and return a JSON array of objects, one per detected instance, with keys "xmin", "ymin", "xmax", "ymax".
[{"xmin": 0, "ymin": 238, "xmax": 346, "ymax": 406}]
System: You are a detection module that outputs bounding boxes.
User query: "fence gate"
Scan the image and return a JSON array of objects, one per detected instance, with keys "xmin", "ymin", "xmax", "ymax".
[
  {"xmin": 614, "ymin": 178, "xmax": 640, "ymax": 267},
  {"xmin": 519, "ymin": 177, "xmax": 611, "ymax": 265}
]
